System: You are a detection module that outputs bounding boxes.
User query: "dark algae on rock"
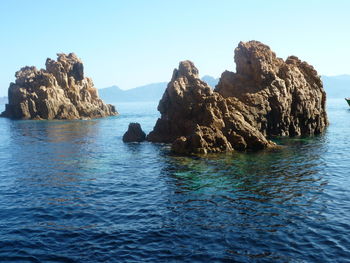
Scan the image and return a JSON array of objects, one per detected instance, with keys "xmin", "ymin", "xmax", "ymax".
[
  {"xmin": 147, "ymin": 41, "xmax": 328, "ymax": 154},
  {"xmin": 1, "ymin": 53, "xmax": 117, "ymax": 120}
]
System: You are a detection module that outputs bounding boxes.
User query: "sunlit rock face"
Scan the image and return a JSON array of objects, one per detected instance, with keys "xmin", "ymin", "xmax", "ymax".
[
  {"xmin": 147, "ymin": 41, "xmax": 328, "ymax": 154},
  {"xmin": 147, "ymin": 60, "xmax": 275, "ymax": 154},
  {"xmin": 215, "ymin": 41, "xmax": 328, "ymax": 137},
  {"xmin": 1, "ymin": 53, "xmax": 117, "ymax": 120}
]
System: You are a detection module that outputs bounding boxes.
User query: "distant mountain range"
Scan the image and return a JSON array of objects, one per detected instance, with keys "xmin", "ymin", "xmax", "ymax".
[
  {"xmin": 99, "ymin": 82, "xmax": 168, "ymax": 103},
  {"xmin": 98, "ymin": 75, "xmax": 219, "ymax": 103},
  {"xmin": 0, "ymin": 96, "xmax": 7, "ymax": 104},
  {"xmin": 0, "ymin": 75, "xmax": 348, "ymax": 105},
  {"xmin": 321, "ymin": 75, "xmax": 350, "ymax": 98},
  {"xmin": 201, "ymin": 75, "xmax": 220, "ymax": 89}
]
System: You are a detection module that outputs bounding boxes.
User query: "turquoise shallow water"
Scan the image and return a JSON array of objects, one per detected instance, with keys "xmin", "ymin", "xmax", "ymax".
[{"xmin": 0, "ymin": 99, "xmax": 349, "ymax": 262}]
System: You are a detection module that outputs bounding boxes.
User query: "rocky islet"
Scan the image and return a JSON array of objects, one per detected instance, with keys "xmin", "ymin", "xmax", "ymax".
[
  {"xmin": 146, "ymin": 41, "xmax": 328, "ymax": 154},
  {"xmin": 1, "ymin": 53, "xmax": 117, "ymax": 120},
  {"xmin": 0, "ymin": 41, "xmax": 328, "ymax": 154}
]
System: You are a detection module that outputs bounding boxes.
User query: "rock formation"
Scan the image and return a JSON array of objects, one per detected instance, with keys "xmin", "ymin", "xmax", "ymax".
[
  {"xmin": 215, "ymin": 41, "xmax": 328, "ymax": 137},
  {"xmin": 123, "ymin": 123, "xmax": 146, "ymax": 142},
  {"xmin": 147, "ymin": 41, "xmax": 328, "ymax": 154},
  {"xmin": 1, "ymin": 53, "xmax": 117, "ymax": 120},
  {"xmin": 147, "ymin": 60, "xmax": 275, "ymax": 154}
]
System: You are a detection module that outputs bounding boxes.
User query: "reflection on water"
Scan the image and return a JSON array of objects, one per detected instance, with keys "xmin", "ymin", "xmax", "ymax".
[
  {"xmin": 0, "ymin": 100, "xmax": 349, "ymax": 262},
  {"xmin": 9, "ymin": 120, "xmax": 101, "ymax": 183},
  {"xmin": 156, "ymin": 138, "xmax": 331, "ymax": 261},
  {"xmin": 2, "ymin": 120, "xmax": 110, "ymax": 233}
]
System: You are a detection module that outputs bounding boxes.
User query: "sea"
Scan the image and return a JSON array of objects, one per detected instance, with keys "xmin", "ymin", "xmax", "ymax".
[{"xmin": 0, "ymin": 99, "xmax": 349, "ymax": 263}]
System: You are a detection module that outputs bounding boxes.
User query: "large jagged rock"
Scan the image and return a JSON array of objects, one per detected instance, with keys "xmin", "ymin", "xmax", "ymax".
[
  {"xmin": 1, "ymin": 53, "xmax": 117, "ymax": 120},
  {"xmin": 147, "ymin": 41, "xmax": 328, "ymax": 154},
  {"xmin": 147, "ymin": 60, "xmax": 275, "ymax": 154},
  {"xmin": 215, "ymin": 41, "xmax": 328, "ymax": 137}
]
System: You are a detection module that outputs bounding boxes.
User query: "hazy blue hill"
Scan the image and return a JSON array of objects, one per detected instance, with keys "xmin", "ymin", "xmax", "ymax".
[
  {"xmin": 99, "ymin": 83, "xmax": 167, "ymax": 103},
  {"xmin": 98, "ymin": 75, "xmax": 350, "ymax": 103},
  {"xmin": 99, "ymin": 76, "xmax": 219, "ymax": 103},
  {"xmin": 98, "ymin": 85, "xmax": 123, "ymax": 100},
  {"xmin": 1, "ymin": 75, "xmax": 345, "ymax": 105},
  {"xmin": 201, "ymin": 75, "xmax": 219, "ymax": 88},
  {"xmin": 120, "ymin": 82, "xmax": 168, "ymax": 102},
  {"xmin": 0, "ymin": 96, "xmax": 7, "ymax": 104},
  {"xmin": 322, "ymin": 75, "xmax": 350, "ymax": 98}
]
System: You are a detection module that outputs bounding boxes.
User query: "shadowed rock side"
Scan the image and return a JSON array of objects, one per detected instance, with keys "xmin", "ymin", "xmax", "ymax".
[
  {"xmin": 147, "ymin": 41, "xmax": 328, "ymax": 154},
  {"xmin": 123, "ymin": 123, "xmax": 146, "ymax": 142},
  {"xmin": 1, "ymin": 53, "xmax": 117, "ymax": 120}
]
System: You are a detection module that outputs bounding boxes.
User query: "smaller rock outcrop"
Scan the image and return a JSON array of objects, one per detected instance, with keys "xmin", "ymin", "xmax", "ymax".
[
  {"xmin": 1, "ymin": 53, "xmax": 117, "ymax": 120},
  {"xmin": 123, "ymin": 123, "xmax": 146, "ymax": 142}
]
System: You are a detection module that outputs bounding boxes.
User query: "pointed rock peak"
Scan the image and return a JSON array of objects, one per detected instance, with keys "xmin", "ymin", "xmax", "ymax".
[
  {"xmin": 285, "ymin": 55, "xmax": 301, "ymax": 65},
  {"xmin": 235, "ymin": 41, "xmax": 277, "ymax": 62},
  {"xmin": 56, "ymin": 52, "xmax": 82, "ymax": 63},
  {"xmin": 234, "ymin": 40, "xmax": 282, "ymax": 80},
  {"xmin": 175, "ymin": 60, "xmax": 199, "ymax": 79},
  {"xmin": 237, "ymin": 40, "xmax": 274, "ymax": 53},
  {"xmin": 44, "ymin": 53, "xmax": 85, "ymax": 81}
]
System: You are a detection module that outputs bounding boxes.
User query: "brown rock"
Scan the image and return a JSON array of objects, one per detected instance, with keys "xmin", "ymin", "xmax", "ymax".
[
  {"xmin": 1, "ymin": 53, "xmax": 117, "ymax": 120},
  {"xmin": 171, "ymin": 125, "xmax": 234, "ymax": 155},
  {"xmin": 123, "ymin": 123, "xmax": 146, "ymax": 142},
  {"xmin": 147, "ymin": 41, "xmax": 328, "ymax": 154},
  {"xmin": 147, "ymin": 59, "xmax": 275, "ymax": 154},
  {"xmin": 215, "ymin": 41, "xmax": 328, "ymax": 137}
]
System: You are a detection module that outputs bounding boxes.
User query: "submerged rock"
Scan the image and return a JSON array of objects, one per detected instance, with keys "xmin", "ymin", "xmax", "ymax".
[
  {"xmin": 123, "ymin": 123, "xmax": 146, "ymax": 142},
  {"xmin": 1, "ymin": 53, "xmax": 117, "ymax": 120},
  {"xmin": 147, "ymin": 41, "xmax": 328, "ymax": 154}
]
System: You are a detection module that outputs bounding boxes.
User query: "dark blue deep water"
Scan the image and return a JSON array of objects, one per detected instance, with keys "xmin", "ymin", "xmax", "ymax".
[{"xmin": 0, "ymin": 99, "xmax": 349, "ymax": 262}]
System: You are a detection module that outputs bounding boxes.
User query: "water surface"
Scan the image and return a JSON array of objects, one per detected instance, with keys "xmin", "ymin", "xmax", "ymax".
[{"xmin": 0, "ymin": 100, "xmax": 349, "ymax": 262}]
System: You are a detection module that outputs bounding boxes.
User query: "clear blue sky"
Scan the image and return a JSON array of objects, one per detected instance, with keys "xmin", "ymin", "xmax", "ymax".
[{"xmin": 0, "ymin": 0, "xmax": 349, "ymax": 96}]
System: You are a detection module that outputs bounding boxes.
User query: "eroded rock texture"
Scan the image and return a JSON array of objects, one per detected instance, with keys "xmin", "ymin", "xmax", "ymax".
[
  {"xmin": 147, "ymin": 60, "xmax": 275, "ymax": 154},
  {"xmin": 147, "ymin": 41, "xmax": 328, "ymax": 154},
  {"xmin": 215, "ymin": 41, "xmax": 328, "ymax": 137},
  {"xmin": 1, "ymin": 53, "xmax": 117, "ymax": 120}
]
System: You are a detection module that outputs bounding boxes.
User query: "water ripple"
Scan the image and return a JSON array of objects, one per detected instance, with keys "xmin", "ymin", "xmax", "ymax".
[{"xmin": 0, "ymin": 101, "xmax": 349, "ymax": 262}]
